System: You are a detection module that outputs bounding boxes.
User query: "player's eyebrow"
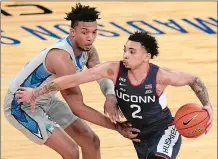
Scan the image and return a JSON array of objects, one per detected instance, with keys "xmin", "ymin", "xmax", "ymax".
[
  {"xmin": 81, "ymin": 28, "xmax": 98, "ymax": 32},
  {"xmin": 128, "ymin": 47, "xmax": 136, "ymax": 50},
  {"xmin": 124, "ymin": 45, "xmax": 136, "ymax": 51}
]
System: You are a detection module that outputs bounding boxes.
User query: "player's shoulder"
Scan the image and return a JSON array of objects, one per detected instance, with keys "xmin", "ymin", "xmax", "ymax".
[
  {"xmin": 48, "ymin": 48, "xmax": 70, "ymax": 58},
  {"xmin": 155, "ymin": 66, "xmax": 174, "ymax": 82},
  {"xmin": 156, "ymin": 66, "xmax": 170, "ymax": 77},
  {"xmin": 93, "ymin": 61, "xmax": 120, "ymax": 75},
  {"xmin": 103, "ymin": 61, "xmax": 120, "ymax": 68},
  {"xmin": 46, "ymin": 49, "xmax": 72, "ymax": 66}
]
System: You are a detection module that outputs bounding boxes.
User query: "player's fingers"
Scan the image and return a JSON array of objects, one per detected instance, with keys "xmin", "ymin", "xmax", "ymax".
[
  {"xmin": 132, "ymin": 139, "xmax": 141, "ymax": 142},
  {"xmin": 114, "ymin": 109, "xmax": 119, "ymax": 122},
  {"xmin": 108, "ymin": 111, "xmax": 116, "ymax": 123},
  {"xmin": 122, "ymin": 121, "xmax": 132, "ymax": 127},
  {"xmin": 207, "ymin": 111, "xmax": 213, "ymax": 125},
  {"xmin": 207, "ymin": 115, "xmax": 213, "ymax": 125},
  {"xmin": 127, "ymin": 122, "xmax": 132, "ymax": 127},
  {"xmin": 17, "ymin": 98, "xmax": 26, "ymax": 104},
  {"xmin": 121, "ymin": 122, "xmax": 129, "ymax": 128},
  {"xmin": 205, "ymin": 123, "xmax": 212, "ymax": 134},
  {"xmin": 31, "ymin": 103, "xmax": 35, "ymax": 113},
  {"xmin": 113, "ymin": 107, "xmax": 119, "ymax": 120},
  {"xmin": 15, "ymin": 90, "xmax": 26, "ymax": 95},
  {"xmin": 112, "ymin": 118, "xmax": 116, "ymax": 124},
  {"xmin": 108, "ymin": 109, "xmax": 115, "ymax": 123},
  {"xmin": 15, "ymin": 94, "xmax": 25, "ymax": 99},
  {"xmin": 203, "ymin": 107, "xmax": 213, "ymax": 124},
  {"xmin": 114, "ymin": 110, "xmax": 120, "ymax": 123},
  {"xmin": 203, "ymin": 106, "xmax": 212, "ymax": 114},
  {"xmin": 18, "ymin": 87, "xmax": 27, "ymax": 91},
  {"xmin": 104, "ymin": 108, "xmax": 109, "ymax": 116},
  {"xmin": 112, "ymin": 109, "xmax": 117, "ymax": 124},
  {"xmin": 127, "ymin": 132, "xmax": 138, "ymax": 139},
  {"xmin": 127, "ymin": 128, "xmax": 140, "ymax": 133}
]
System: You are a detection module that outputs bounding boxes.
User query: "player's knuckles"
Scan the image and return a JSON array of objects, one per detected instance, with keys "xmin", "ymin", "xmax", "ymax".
[
  {"xmin": 131, "ymin": 128, "xmax": 140, "ymax": 132},
  {"xmin": 128, "ymin": 134, "xmax": 137, "ymax": 138},
  {"xmin": 133, "ymin": 139, "xmax": 140, "ymax": 142},
  {"xmin": 128, "ymin": 128, "xmax": 138, "ymax": 132}
]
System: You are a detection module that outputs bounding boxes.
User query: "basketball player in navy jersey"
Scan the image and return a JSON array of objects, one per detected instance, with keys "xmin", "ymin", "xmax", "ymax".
[
  {"xmin": 3, "ymin": 3, "xmax": 140, "ymax": 159},
  {"xmin": 16, "ymin": 31, "xmax": 213, "ymax": 159}
]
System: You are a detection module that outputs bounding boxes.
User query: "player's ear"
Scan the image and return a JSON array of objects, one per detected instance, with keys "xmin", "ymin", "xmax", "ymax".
[
  {"xmin": 144, "ymin": 53, "xmax": 151, "ymax": 62},
  {"xmin": 147, "ymin": 53, "xmax": 151, "ymax": 59},
  {"xmin": 70, "ymin": 27, "xmax": 75, "ymax": 37}
]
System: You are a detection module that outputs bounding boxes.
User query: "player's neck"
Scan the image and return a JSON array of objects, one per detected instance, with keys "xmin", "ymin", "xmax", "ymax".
[
  {"xmin": 128, "ymin": 62, "xmax": 150, "ymax": 85},
  {"xmin": 70, "ymin": 36, "xmax": 83, "ymax": 57}
]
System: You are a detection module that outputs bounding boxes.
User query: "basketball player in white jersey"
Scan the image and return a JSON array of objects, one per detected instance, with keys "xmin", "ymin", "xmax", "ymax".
[
  {"xmin": 16, "ymin": 31, "xmax": 213, "ymax": 159},
  {"xmin": 3, "ymin": 3, "xmax": 140, "ymax": 159}
]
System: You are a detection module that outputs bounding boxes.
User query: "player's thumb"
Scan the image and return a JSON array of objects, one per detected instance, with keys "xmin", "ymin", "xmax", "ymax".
[
  {"xmin": 31, "ymin": 103, "xmax": 36, "ymax": 113},
  {"xmin": 17, "ymin": 98, "xmax": 24, "ymax": 104}
]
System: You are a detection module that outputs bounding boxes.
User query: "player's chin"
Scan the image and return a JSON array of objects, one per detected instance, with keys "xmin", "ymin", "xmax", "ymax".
[
  {"xmin": 123, "ymin": 62, "xmax": 131, "ymax": 69},
  {"xmin": 80, "ymin": 46, "xmax": 92, "ymax": 51},
  {"xmin": 124, "ymin": 65, "xmax": 131, "ymax": 70},
  {"xmin": 85, "ymin": 45, "xmax": 92, "ymax": 50}
]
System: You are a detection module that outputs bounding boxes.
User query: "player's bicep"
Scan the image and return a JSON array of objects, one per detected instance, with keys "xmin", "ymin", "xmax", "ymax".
[
  {"xmin": 74, "ymin": 62, "xmax": 117, "ymax": 85},
  {"xmin": 48, "ymin": 49, "xmax": 76, "ymax": 77},
  {"xmin": 160, "ymin": 68, "xmax": 196, "ymax": 87},
  {"xmin": 56, "ymin": 61, "xmax": 119, "ymax": 90},
  {"xmin": 47, "ymin": 49, "xmax": 83, "ymax": 96}
]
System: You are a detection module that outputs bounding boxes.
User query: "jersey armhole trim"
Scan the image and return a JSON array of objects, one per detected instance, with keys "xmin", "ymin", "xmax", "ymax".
[
  {"xmin": 155, "ymin": 67, "xmax": 160, "ymax": 97},
  {"xmin": 114, "ymin": 61, "xmax": 121, "ymax": 86}
]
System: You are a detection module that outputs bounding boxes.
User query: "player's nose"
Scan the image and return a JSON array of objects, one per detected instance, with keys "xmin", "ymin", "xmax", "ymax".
[
  {"xmin": 86, "ymin": 34, "xmax": 95, "ymax": 42},
  {"xmin": 123, "ymin": 54, "xmax": 129, "ymax": 59}
]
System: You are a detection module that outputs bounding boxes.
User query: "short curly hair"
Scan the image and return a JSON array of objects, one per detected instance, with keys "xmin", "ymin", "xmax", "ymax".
[
  {"xmin": 65, "ymin": 3, "xmax": 101, "ymax": 28},
  {"xmin": 128, "ymin": 31, "xmax": 159, "ymax": 59}
]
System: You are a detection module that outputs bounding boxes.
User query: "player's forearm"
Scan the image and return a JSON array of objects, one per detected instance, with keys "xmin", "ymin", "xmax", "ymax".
[
  {"xmin": 32, "ymin": 75, "xmax": 77, "ymax": 99},
  {"xmin": 32, "ymin": 81, "xmax": 61, "ymax": 98},
  {"xmin": 97, "ymin": 78, "xmax": 115, "ymax": 96},
  {"xmin": 72, "ymin": 102, "xmax": 117, "ymax": 130},
  {"xmin": 189, "ymin": 76, "xmax": 211, "ymax": 106}
]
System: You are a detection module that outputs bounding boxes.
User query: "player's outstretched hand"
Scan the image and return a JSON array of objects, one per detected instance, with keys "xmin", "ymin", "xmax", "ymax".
[
  {"xmin": 203, "ymin": 104, "xmax": 213, "ymax": 134},
  {"xmin": 15, "ymin": 87, "xmax": 36, "ymax": 112},
  {"xmin": 116, "ymin": 121, "xmax": 141, "ymax": 142},
  {"xmin": 104, "ymin": 95, "xmax": 120, "ymax": 124}
]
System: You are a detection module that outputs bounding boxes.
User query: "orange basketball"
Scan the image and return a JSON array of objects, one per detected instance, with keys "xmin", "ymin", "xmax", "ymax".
[{"xmin": 174, "ymin": 103, "xmax": 209, "ymax": 138}]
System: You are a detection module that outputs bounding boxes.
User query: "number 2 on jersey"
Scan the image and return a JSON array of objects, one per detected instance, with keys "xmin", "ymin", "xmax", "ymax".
[{"xmin": 130, "ymin": 104, "xmax": 142, "ymax": 119}]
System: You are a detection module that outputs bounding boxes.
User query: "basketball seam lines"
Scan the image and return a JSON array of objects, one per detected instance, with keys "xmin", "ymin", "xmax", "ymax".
[
  {"xmin": 175, "ymin": 111, "xmax": 205, "ymax": 125},
  {"xmin": 177, "ymin": 116, "xmax": 209, "ymax": 130}
]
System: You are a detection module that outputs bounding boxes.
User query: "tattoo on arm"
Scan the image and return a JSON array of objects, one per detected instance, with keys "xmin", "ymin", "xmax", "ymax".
[
  {"xmin": 87, "ymin": 46, "xmax": 101, "ymax": 68},
  {"xmin": 33, "ymin": 82, "xmax": 61, "ymax": 98},
  {"xmin": 190, "ymin": 77, "xmax": 210, "ymax": 106}
]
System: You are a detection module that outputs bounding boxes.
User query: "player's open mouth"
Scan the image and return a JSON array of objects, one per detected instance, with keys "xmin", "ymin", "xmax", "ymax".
[
  {"xmin": 123, "ymin": 60, "xmax": 128, "ymax": 65},
  {"xmin": 85, "ymin": 44, "xmax": 92, "ymax": 47}
]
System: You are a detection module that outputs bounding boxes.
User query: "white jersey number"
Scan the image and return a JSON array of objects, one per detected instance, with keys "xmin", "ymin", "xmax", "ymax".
[{"xmin": 130, "ymin": 104, "xmax": 142, "ymax": 119}]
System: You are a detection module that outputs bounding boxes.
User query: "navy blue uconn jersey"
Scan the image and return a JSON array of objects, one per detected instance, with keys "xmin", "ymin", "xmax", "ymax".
[{"xmin": 115, "ymin": 61, "xmax": 173, "ymax": 140}]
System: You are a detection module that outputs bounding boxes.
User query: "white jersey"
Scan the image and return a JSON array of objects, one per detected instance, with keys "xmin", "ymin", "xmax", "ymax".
[{"xmin": 9, "ymin": 35, "xmax": 89, "ymax": 94}]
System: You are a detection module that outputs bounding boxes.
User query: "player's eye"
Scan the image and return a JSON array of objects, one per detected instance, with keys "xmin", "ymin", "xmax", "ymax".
[{"xmin": 130, "ymin": 51, "xmax": 135, "ymax": 54}]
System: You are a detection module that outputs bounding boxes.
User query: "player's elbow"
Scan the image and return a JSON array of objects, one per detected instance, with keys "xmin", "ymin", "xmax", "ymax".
[{"xmin": 71, "ymin": 102, "xmax": 86, "ymax": 117}]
